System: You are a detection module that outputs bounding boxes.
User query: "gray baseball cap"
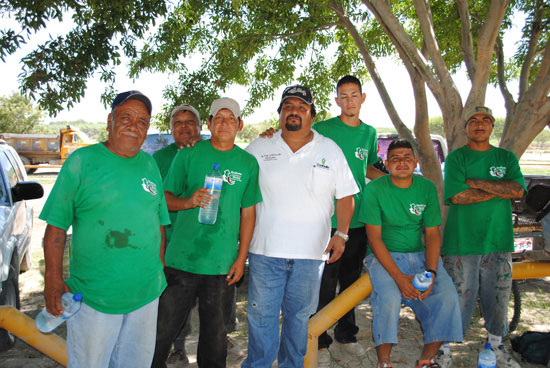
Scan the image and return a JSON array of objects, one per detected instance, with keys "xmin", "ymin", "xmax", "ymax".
[
  {"xmin": 170, "ymin": 104, "xmax": 201, "ymax": 130},
  {"xmin": 209, "ymin": 97, "xmax": 241, "ymax": 119}
]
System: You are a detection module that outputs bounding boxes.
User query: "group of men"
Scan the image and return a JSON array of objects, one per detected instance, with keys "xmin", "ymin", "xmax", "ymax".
[{"xmin": 40, "ymin": 75, "xmax": 525, "ymax": 368}]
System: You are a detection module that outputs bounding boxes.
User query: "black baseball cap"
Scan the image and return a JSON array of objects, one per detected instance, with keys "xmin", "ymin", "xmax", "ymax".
[
  {"xmin": 111, "ymin": 90, "xmax": 152, "ymax": 115},
  {"xmin": 277, "ymin": 85, "xmax": 316, "ymax": 116}
]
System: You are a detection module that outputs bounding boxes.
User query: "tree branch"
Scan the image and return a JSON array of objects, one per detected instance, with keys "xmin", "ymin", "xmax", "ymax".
[
  {"xmin": 245, "ymin": 22, "xmax": 341, "ymax": 42},
  {"xmin": 456, "ymin": 0, "xmax": 476, "ymax": 80},
  {"xmin": 495, "ymin": 36, "xmax": 515, "ymax": 110},
  {"xmin": 519, "ymin": 0, "xmax": 544, "ymax": 97}
]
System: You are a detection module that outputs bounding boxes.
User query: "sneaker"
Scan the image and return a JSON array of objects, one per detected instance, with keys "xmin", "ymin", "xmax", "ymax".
[
  {"xmin": 415, "ymin": 357, "xmax": 441, "ymax": 368},
  {"xmin": 167, "ymin": 349, "xmax": 190, "ymax": 366},
  {"xmin": 227, "ymin": 337, "xmax": 245, "ymax": 358},
  {"xmin": 492, "ymin": 344, "xmax": 521, "ymax": 368},
  {"xmin": 339, "ymin": 341, "xmax": 366, "ymax": 356},
  {"xmin": 318, "ymin": 348, "xmax": 331, "ymax": 367},
  {"xmin": 434, "ymin": 344, "xmax": 452, "ymax": 368}
]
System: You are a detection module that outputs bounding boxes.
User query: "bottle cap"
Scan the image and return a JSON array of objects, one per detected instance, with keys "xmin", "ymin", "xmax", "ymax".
[
  {"xmin": 73, "ymin": 293, "xmax": 83, "ymax": 301},
  {"xmin": 213, "ymin": 163, "xmax": 220, "ymax": 170},
  {"xmin": 485, "ymin": 343, "xmax": 492, "ymax": 349},
  {"xmin": 425, "ymin": 272, "xmax": 432, "ymax": 278}
]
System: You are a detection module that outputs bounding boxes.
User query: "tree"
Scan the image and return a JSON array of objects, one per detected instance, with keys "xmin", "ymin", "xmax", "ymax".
[
  {"xmin": 2, "ymin": 1, "xmax": 549, "ymax": 203},
  {"xmin": 0, "ymin": 92, "xmax": 44, "ymax": 133}
]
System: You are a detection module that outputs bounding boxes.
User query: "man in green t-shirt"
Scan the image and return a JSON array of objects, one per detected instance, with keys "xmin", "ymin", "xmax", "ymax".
[
  {"xmin": 152, "ymin": 97, "xmax": 262, "ymax": 368},
  {"xmin": 313, "ymin": 75, "xmax": 385, "ymax": 359},
  {"xmin": 359, "ymin": 139, "xmax": 462, "ymax": 368},
  {"xmin": 40, "ymin": 90, "xmax": 170, "ymax": 367},
  {"xmin": 442, "ymin": 106, "xmax": 525, "ymax": 368}
]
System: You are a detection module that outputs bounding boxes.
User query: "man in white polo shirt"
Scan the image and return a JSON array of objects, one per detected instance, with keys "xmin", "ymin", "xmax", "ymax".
[{"xmin": 242, "ymin": 85, "xmax": 358, "ymax": 368}]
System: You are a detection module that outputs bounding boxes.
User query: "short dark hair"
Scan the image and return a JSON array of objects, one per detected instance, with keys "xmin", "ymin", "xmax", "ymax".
[
  {"xmin": 387, "ymin": 139, "xmax": 415, "ymax": 156},
  {"xmin": 336, "ymin": 75, "xmax": 362, "ymax": 94}
]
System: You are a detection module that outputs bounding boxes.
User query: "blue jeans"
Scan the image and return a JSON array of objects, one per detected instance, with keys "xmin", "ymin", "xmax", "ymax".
[
  {"xmin": 364, "ymin": 252, "xmax": 463, "ymax": 347},
  {"xmin": 152, "ymin": 267, "xmax": 229, "ymax": 368},
  {"xmin": 443, "ymin": 253, "xmax": 513, "ymax": 336},
  {"xmin": 66, "ymin": 298, "xmax": 159, "ymax": 368},
  {"xmin": 242, "ymin": 253, "xmax": 324, "ymax": 368}
]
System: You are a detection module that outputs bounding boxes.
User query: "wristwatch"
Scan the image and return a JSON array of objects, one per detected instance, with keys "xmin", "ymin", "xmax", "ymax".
[{"xmin": 334, "ymin": 231, "xmax": 349, "ymax": 242}]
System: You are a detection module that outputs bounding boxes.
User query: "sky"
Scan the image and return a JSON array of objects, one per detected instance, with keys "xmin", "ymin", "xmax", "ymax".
[{"xmin": 0, "ymin": 12, "xmax": 524, "ymax": 129}]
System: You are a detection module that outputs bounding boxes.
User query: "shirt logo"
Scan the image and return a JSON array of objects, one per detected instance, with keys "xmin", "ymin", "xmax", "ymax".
[
  {"xmin": 409, "ymin": 203, "xmax": 426, "ymax": 216},
  {"xmin": 261, "ymin": 153, "xmax": 281, "ymax": 161},
  {"xmin": 490, "ymin": 166, "xmax": 506, "ymax": 178},
  {"xmin": 355, "ymin": 147, "xmax": 368, "ymax": 161},
  {"xmin": 141, "ymin": 178, "xmax": 158, "ymax": 195},
  {"xmin": 314, "ymin": 158, "xmax": 330, "ymax": 170},
  {"xmin": 223, "ymin": 170, "xmax": 242, "ymax": 185}
]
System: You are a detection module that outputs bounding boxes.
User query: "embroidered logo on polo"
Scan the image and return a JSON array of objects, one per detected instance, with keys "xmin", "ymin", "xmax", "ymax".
[
  {"xmin": 409, "ymin": 203, "xmax": 426, "ymax": 216},
  {"xmin": 313, "ymin": 157, "xmax": 330, "ymax": 170},
  {"xmin": 141, "ymin": 178, "xmax": 158, "ymax": 195},
  {"xmin": 355, "ymin": 147, "xmax": 368, "ymax": 161},
  {"xmin": 223, "ymin": 169, "xmax": 242, "ymax": 185},
  {"xmin": 260, "ymin": 153, "xmax": 281, "ymax": 161},
  {"xmin": 489, "ymin": 166, "xmax": 506, "ymax": 178}
]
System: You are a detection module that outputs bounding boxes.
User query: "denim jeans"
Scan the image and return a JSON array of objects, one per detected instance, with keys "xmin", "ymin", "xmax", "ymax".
[
  {"xmin": 66, "ymin": 298, "xmax": 159, "ymax": 368},
  {"xmin": 242, "ymin": 253, "xmax": 324, "ymax": 368},
  {"xmin": 443, "ymin": 253, "xmax": 513, "ymax": 336},
  {"xmin": 152, "ymin": 267, "xmax": 230, "ymax": 368},
  {"xmin": 364, "ymin": 252, "xmax": 463, "ymax": 347},
  {"xmin": 317, "ymin": 227, "xmax": 367, "ymax": 348}
]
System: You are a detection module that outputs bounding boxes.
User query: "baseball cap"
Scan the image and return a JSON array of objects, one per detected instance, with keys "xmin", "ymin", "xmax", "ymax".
[
  {"xmin": 464, "ymin": 105, "xmax": 494, "ymax": 126},
  {"xmin": 111, "ymin": 90, "xmax": 152, "ymax": 115},
  {"xmin": 277, "ymin": 85, "xmax": 316, "ymax": 116},
  {"xmin": 209, "ymin": 97, "xmax": 241, "ymax": 119},
  {"xmin": 170, "ymin": 104, "xmax": 201, "ymax": 129}
]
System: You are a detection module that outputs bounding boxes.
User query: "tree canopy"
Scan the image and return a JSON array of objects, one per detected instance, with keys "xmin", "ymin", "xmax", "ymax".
[
  {"xmin": 2, "ymin": 0, "xmax": 549, "ymax": 200},
  {"xmin": 0, "ymin": 92, "xmax": 44, "ymax": 133}
]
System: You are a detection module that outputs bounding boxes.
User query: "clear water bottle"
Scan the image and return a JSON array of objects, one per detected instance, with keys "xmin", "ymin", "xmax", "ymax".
[
  {"xmin": 198, "ymin": 163, "xmax": 223, "ymax": 225},
  {"xmin": 412, "ymin": 271, "xmax": 432, "ymax": 291},
  {"xmin": 478, "ymin": 343, "xmax": 497, "ymax": 368},
  {"xmin": 35, "ymin": 292, "xmax": 83, "ymax": 333}
]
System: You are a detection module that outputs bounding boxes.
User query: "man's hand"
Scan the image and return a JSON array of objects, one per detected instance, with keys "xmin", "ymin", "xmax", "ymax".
[
  {"xmin": 324, "ymin": 235, "xmax": 346, "ymax": 264},
  {"xmin": 418, "ymin": 276, "xmax": 435, "ymax": 301},
  {"xmin": 259, "ymin": 127, "xmax": 278, "ymax": 138},
  {"xmin": 394, "ymin": 273, "xmax": 421, "ymax": 300},
  {"xmin": 186, "ymin": 188, "xmax": 213, "ymax": 209},
  {"xmin": 177, "ymin": 135, "xmax": 202, "ymax": 149},
  {"xmin": 226, "ymin": 259, "xmax": 245, "ymax": 285},
  {"xmin": 44, "ymin": 275, "xmax": 70, "ymax": 316}
]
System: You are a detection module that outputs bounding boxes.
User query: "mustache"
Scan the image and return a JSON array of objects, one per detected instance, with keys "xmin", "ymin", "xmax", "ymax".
[{"xmin": 286, "ymin": 114, "xmax": 302, "ymax": 123}]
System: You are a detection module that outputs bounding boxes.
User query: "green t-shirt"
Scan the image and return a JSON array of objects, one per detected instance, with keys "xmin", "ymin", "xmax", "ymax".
[
  {"xmin": 442, "ymin": 145, "xmax": 525, "ymax": 255},
  {"xmin": 153, "ymin": 142, "xmax": 178, "ymax": 179},
  {"xmin": 358, "ymin": 175, "xmax": 441, "ymax": 253},
  {"xmin": 39, "ymin": 143, "xmax": 170, "ymax": 314},
  {"xmin": 153, "ymin": 142, "xmax": 179, "ymax": 241},
  {"xmin": 164, "ymin": 140, "xmax": 262, "ymax": 275},
  {"xmin": 313, "ymin": 117, "xmax": 378, "ymax": 228}
]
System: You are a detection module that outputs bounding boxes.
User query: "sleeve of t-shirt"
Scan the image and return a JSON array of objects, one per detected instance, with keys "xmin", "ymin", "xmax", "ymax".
[
  {"xmin": 39, "ymin": 150, "xmax": 82, "ymax": 231},
  {"xmin": 504, "ymin": 151, "xmax": 527, "ymax": 190},
  {"xmin": 366, "ymin": 126, "xmax": 379, "ymax": 166},
  {"xmin": 443, "ymin": 149, "xmax": 470, "ymax": 204},
  {"xmin": 163, "ymin": 149, "xmax": 189, "ymax": 197},
  {"xmin": 423, "ymin": 179, "xmax": 442, "ymax": 228},
  {"xmin": 334, "ymin": 145, "xmax": 360, "ymax": 199},
  {"xmin": 241, "ymin": 155, "xmax": 263, "ymax": 208},
  {"xmin": 357, "ymin": 181, "xmax": 382, "ymax": 226}
]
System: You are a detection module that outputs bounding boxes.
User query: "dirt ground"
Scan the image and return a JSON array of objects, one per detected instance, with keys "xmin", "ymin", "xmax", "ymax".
[{"xmin": 1, "ymin": 173, "xmax": 549, "ymax": 367}]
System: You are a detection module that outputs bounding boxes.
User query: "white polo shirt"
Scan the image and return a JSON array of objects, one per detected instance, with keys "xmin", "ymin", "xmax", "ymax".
[{"xmin": 246, "ymin": 130, "xmax": 359, "ymax": 260}]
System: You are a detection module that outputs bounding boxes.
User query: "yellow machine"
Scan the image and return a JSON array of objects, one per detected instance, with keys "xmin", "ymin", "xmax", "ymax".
[{"xmin": 0, "ymin": 126, "xmax": 94, "ymax": 173}]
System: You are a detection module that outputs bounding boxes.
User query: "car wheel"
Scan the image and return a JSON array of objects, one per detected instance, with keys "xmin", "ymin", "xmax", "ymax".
[
  {"xmin": 20, "ymin": 155, "xmax": 36, "ymax": 175},
  {"xmin": 0, "ymin": 264, "xmax": 20, "ymax": 352}
]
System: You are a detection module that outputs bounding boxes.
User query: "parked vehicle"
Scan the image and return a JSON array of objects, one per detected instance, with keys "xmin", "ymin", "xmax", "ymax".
[
  {"xmin": 0, "ymin": 126, "xmax": 94, "ymax": 174},
  {"xmin": 0, "ymin": 141, "xmax": 43, "ymax": 351}
]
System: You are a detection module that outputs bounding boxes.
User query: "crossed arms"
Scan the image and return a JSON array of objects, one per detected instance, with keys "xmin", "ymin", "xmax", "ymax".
[{"xmin": 450, "ymin": 179, "xmax": 524, "ymax": 205}]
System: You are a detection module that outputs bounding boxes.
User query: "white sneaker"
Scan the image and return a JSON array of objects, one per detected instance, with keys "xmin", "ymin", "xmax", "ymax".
[
  {"xmin": 318, "ymin": 348, "xmax": 331, "ymax": 367},
  {"xmin": 435, "ymin": 343, "xmax": 452, "ymax": 368},
  {"xmin": 339, "ymin": 341, "xmax": 366, "ymax": 356},
  {"xmin": 492, "ymin": 344, "xmax": 521, "ymax": 368}
]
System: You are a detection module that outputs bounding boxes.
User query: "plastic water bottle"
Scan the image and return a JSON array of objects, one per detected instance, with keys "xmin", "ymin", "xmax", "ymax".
[
  {"xmin": 412, "ymin": 271, "xmax": 432, "ymax": 291},
  {"xmin": 478, "ymin": 343, "xmax": 497, "ymax": 368},
  {"xmin": 198, "ymin": 163, "xmax": 223, "ymax": 225},
  {"xmin": 35, "ymin": 292, "xmax": 83, "ymax": 333}
]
